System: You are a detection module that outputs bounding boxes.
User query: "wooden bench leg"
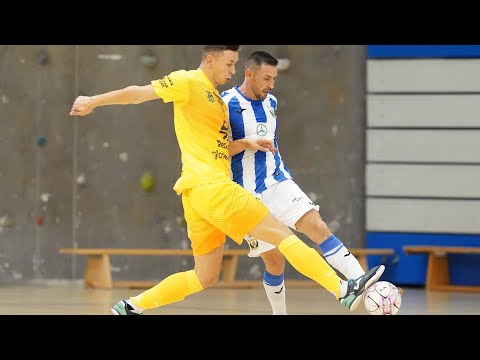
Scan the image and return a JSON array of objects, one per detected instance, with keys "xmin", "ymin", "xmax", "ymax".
[
  {"xmin": 426, "ymin": 253, "xmax": 449, "ymax": 290},
  {"xmin": 84, "ymin": 254, "xmax": 113, "ymax": 289},
  {"xmin": 221, "ymin": 255, "xmax": 239, "ymax": 282}
]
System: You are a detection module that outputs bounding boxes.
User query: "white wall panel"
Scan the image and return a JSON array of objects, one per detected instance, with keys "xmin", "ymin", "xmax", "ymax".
[
  {"xmin": 367, "ymin": 59, "xmax": 480, "ymax": 92},
  {"xmin": 366, "ymin": 164, "xmax": 480, "ymax": 198},
  {"xmin": 367, "ymin": 198, "xmax": 480, "ymax": 233},
  {"xmin": 367, "ymin": 130, "xmax": 480, "ymax": 163},
  {"xmin": 367, "ymin": 94, "xmax": 480, "ymax": 128}
]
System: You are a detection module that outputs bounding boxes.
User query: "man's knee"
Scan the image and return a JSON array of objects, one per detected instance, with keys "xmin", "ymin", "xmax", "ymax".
[
  {"xmin": 195, "ymin": 270, "xmax": 221, "ymax": 288},
  {"xmin": 249, "ymin": 213, "xmax": 292, "ymax": 245},
  {"xmin": 194, "ymin": 262, "xmax": 222, "ymax": 288},
  {"xmin": 193, "ymin": 244, "xmax": 225, "ymax": 288},
  {"xmin": 297, "ymin": 210, "xmax": 330, "ymax": 237},
  {"xmin": 314, "ymin": 219, "xmax": 330, "ymax": 236},
  {"xmin": 261, "ymin": 248, "xmax": 286, "ymax": 275}
]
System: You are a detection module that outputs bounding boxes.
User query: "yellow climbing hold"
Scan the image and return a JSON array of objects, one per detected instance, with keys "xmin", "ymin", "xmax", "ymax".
[{"xmin": 140, "ymin": 172, "xmax": 155, "ymax": 191}]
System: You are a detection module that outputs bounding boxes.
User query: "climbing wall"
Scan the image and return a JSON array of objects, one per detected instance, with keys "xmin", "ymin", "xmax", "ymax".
[
  {"xmin": 0, "ymin": 45, "xmax": 76, "ymax": 281},
  {"xmin": 0, "ymin": 45, "xmax": 366, "ymax": 282}
]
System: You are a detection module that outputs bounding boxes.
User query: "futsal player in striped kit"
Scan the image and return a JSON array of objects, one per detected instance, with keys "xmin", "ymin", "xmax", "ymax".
[
  {"xmin": 69, "ymin": 46, "xmax": 384, "ymax": 315},
  {"xmin": 222, "ymin": 50, "xmax": 370, "ymax": 315}
]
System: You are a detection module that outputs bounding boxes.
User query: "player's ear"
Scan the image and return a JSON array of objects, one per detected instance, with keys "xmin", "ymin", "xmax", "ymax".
[{"xmin": 206, "ymin": 54, "xmax": 214, "ymax": 67}]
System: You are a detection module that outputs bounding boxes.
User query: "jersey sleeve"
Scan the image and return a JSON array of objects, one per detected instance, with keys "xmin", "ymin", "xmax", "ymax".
[{"xmin": 151, "ymin": 70, "xmax": 189, "ymax": 104}]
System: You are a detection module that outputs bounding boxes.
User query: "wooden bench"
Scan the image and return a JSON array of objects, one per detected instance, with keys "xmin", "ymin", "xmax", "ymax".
[
  {"xmin": 59, "ymin": 247, "xmax": 395, "ymax": 289},
  {"xmin": 403, "ymin": 245, "xmax": 480, "ymax": 292}
]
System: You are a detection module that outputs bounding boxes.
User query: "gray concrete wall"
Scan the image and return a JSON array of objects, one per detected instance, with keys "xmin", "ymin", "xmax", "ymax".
[{"xmin": 0, "ymin": 45, "xmax": 366, "ymax": 282}]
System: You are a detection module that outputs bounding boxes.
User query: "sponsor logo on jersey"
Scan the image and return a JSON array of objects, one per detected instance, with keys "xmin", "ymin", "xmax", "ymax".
[
  {"xmin": 267, "ymin": 106, "xmax": 276, "ymax": 118},
  {"xmin": 206, "ymin": 91, "xmax": 215, "ymax": 103},
  {"xmin": 256, "ymin": 123, "xmax": 267, "ymax": 136}
]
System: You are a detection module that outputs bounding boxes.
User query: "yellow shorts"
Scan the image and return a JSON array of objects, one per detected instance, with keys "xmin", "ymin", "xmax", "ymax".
[{"xmin": 181, "ymin": 180, "xmax": 270, "ymax": 256}]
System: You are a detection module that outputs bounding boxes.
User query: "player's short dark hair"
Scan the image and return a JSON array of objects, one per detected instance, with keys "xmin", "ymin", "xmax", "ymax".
[
  {"xmin": 203, "ymin": 45, "xmax": 240, "ymax": 58},
  {"xmin": 246, "ymin": 51, "xmax": 278, "ymax": 70}
]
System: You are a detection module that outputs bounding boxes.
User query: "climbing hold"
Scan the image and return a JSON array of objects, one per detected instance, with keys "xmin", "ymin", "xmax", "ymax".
[
  {"xmin": 35, "ymin": 216, "xmax": 45, "ymax": 226},
  {"xmin": 176, "ymin": 216, "xmax": 185, "ymax": 226},
  {"xmin": 140, "ymin": 172, "xmax": 155, "ymax": 191},
  {"xmin": 118, "ymin": 152, "xmax": 128, "ymax": 162},
  {"xmin": 40, "ymin": 193, "xmax": 50, "ymax": 203},
  {"xmin": 0, "ymin": 215, "xmax": 13, "ymax": 228},
  {"xmin": 37, "ymin": 51, "xmax": 49, "ymax": 65},
  {"xmin": 140, "ymin": 53, "xmax": 157, "ymax": 68},
  {"xmin": 36, "ymin": 135, "xmax": 47, "ymax": 147},
  {"xmin": 77, "ymin": 173, "xmax": 87, "ymax": 186}
]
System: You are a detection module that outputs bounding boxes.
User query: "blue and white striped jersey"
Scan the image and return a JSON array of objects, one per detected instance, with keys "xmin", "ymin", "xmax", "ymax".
[{"xmin": 221, "ymin": 86, "xmax": 292, "ymax": 194}]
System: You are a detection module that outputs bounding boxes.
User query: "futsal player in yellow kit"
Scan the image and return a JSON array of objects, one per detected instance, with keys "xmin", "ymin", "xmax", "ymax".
[{"xmin": 69, "ymin": 45, "xmax": 384, "ymax": 314}]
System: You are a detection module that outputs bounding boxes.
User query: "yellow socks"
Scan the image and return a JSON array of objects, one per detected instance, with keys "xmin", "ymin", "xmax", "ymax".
[
  {"xmin": 129, "ymin": 235, "xmax": 342, "ymax": 311},
  {"xmin": 131, "ymin": 269, "xmax": 204, "ymax": 310},
  {"xmin": 278, "ymin": 235, "xmax": 341, "ymax": 299}
]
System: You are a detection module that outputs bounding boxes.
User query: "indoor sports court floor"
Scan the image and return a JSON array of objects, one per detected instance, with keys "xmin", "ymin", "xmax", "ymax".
[{"xmin": 0, "ymin": 280, "xmax": 478, "ymax": 315}]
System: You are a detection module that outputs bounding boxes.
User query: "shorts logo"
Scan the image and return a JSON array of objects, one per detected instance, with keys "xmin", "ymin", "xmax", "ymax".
[{"xmin": 247, "ymin": 239, "xmax": 259, "ymax": 250}]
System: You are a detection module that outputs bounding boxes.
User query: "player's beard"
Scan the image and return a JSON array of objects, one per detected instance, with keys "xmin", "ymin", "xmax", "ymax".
[{"xmin": 254, "ymin": 89, "xmax": 267, "ymax": 101}]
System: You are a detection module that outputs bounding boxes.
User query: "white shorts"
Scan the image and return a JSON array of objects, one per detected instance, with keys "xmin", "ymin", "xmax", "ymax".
[{"xmin": 245, "ymin": 179, "xmax": 320, "ymax": 257}]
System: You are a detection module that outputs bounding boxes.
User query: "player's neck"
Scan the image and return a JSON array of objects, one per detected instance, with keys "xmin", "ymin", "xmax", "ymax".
[
  {"xmin": 238, "ymin": 82, "xmax": 257, "ymax": 101},
  {"xmin": 199, "ymin": 65, "xmax": 218, "ymax": 88}
]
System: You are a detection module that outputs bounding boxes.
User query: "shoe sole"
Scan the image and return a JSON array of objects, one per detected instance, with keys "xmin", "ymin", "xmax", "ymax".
[
  {"xmin": 349, "ymin": 265, "xmax": 385, "ymax": 311},
  {"xmin": 111, "ymin": 308, "xmax": 120, "ymax": 315}
]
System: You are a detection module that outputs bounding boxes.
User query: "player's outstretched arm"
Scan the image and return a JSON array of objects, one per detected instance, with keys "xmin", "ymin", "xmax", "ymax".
[
  {"xmin": 229, "ymin": 138, "xmax": 278, "ymax": 156},
  {"xmin": 69, "ymin": 84, "xmax": 158, "ymax": 117}
]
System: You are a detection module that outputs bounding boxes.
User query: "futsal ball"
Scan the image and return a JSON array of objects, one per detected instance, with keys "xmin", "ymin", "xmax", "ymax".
[{"xmin": 363, "ymin": 281, "xmax": 402, "ymax": 315}]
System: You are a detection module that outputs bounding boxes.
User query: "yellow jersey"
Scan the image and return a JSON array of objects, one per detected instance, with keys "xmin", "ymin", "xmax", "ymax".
[{"xmin": 151, "ymin": 69, "xmax": 231, "ymax": 195}]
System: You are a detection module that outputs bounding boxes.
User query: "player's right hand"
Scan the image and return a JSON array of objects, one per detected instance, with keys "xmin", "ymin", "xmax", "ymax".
[
  {"xmin": 244, "ymin": 138, "xmax": 278, "ymax": 154},
  {"xmin": 70, "ymin": 96, "xmax": 94, "ymax": 116}
]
